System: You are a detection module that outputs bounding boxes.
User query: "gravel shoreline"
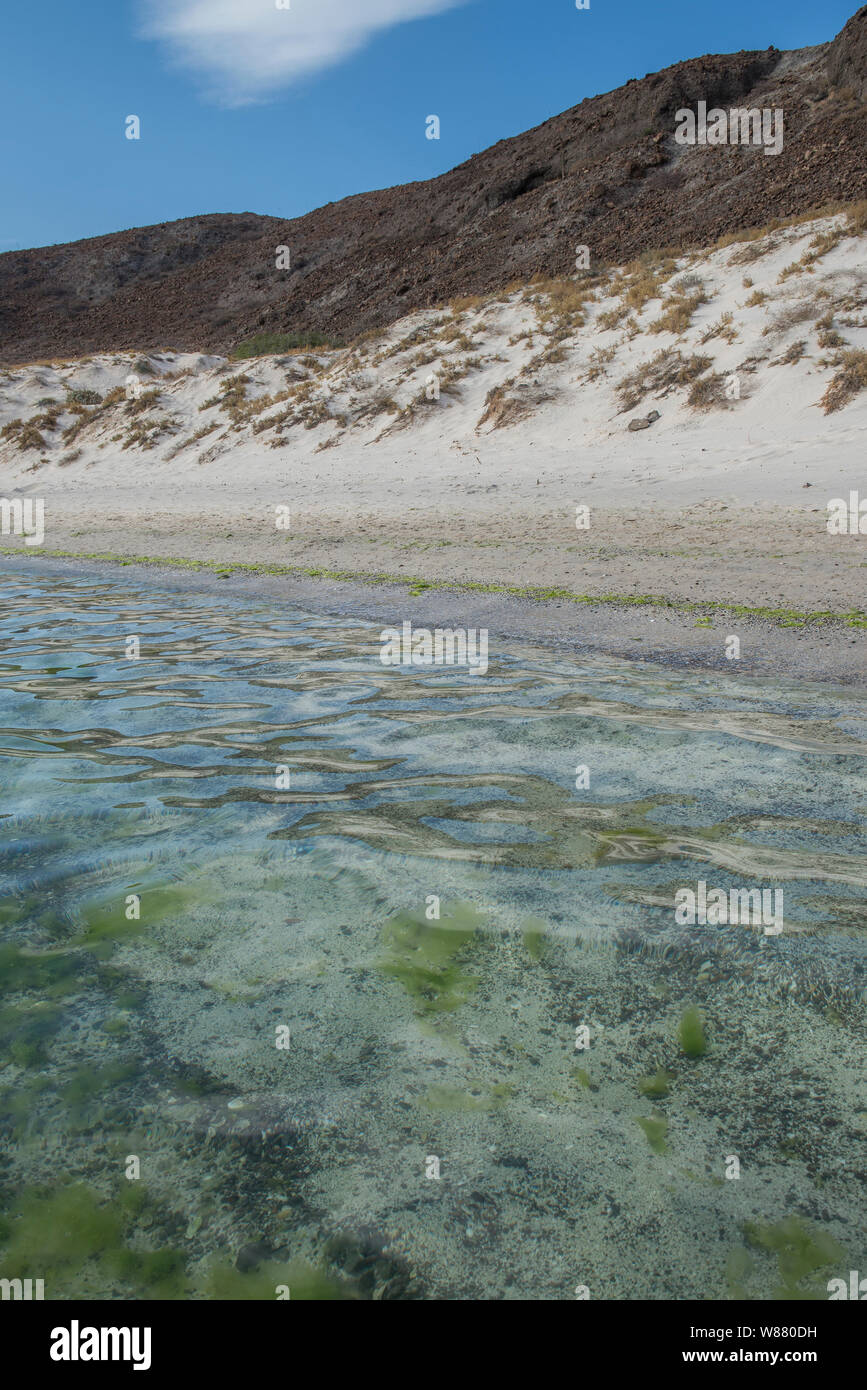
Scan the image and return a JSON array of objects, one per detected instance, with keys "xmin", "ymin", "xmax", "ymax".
[{"xmin": 5, "ymin": 552, "xmax": 864, "ymax": 688}]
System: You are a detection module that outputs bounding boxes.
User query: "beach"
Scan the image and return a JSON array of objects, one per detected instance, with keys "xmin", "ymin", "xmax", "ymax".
[
  {"xmin": 1, "ymin": 211, "xmax": 864, "ymax": 690},
  {"xmin": 4, "ymin": 0, "xmax": 867, "ymax": 1325}
]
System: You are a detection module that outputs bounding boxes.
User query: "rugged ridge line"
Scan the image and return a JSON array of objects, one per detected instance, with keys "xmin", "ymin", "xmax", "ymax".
[{"xmin": 0, "ymin": 7, "xmax": 865, "ymax": 365}]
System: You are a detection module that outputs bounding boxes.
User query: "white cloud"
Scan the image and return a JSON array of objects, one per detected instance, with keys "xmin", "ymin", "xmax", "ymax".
[{"xmin": 140, "ymin": 0, "xmax": 470, "ymax": 105}]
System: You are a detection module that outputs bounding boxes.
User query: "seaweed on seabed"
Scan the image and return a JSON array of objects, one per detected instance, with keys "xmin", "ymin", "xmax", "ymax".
[
  {"xmin": 741, "ymin": 1216, "xmax": 846, "ymax": 1299},
  {"xmin": 636, "ymin": 1113, "xmax": 668, "ymax": 1153},
  {"xmin": 677, "ymin": 1006, "xmax": 707, "ymax": 1057},
  {"xmin": 0, "ymin": 1182, "xmax": 190, "ymax": 1299},
  {"xmin": 638, "ymin": 1066, "xmax": 672, "ymax": 1097},
  {"xmin": 378, "ymin": 901, "xmax": 486, "ymax": 1018}
]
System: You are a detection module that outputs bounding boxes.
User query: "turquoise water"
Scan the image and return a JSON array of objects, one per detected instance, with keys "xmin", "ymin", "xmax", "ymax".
[{"xmin": 0, "ymin": 562, "xmax": 865, "ymax": 1300}]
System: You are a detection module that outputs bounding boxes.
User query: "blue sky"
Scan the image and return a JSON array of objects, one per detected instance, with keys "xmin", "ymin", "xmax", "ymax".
[{"xmin": 0, "ymin": 0, "xmax": 856, "ymax": 251}]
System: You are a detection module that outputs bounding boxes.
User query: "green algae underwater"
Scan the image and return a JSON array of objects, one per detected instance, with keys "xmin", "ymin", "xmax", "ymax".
[{"xmin": 0, "ymin": 561, "xmax": 865, "ymax": 1301}]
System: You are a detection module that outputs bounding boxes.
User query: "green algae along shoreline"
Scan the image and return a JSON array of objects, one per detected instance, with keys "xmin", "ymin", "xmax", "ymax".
[{"xmin": 2, "ymin": 548, "xmax": 865, "ymax": 687}]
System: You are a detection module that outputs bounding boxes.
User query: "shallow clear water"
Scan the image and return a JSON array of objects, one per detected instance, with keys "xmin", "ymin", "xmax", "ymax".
[{"xmin": 0, "ymin": 563, "xmax": 865, "ymax": 1300}]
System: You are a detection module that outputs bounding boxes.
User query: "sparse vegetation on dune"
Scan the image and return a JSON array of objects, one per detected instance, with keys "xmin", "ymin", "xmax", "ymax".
[
  {"xmin": 616, "ymin": 349, "xmax": 713, "ymax": 412},
  {"xmin": 230, "ymin": 331, "xmax": 341, "ymax": 359},
  {"xmin": 66, "ymin": 387, "xmax": 103, "ymax": 406},
  {"xmin": 449, "ymin": 294, "xmax": 485, "ymax": 315},
  {"xmin": 816, "ymin": 313, "xmax": 848, "ymax": 349},
  {"xmin": 649, "ymin": 284, "xmax": 710, "ymax": 336},
  {"xmin": 593, "ymin": 251, "xmax": 680, "ymax": 330},
  {"xmin": 687, "ymin": 372, "xmax": 731, "ymax": 410},
  {"xmin": 529, "ymin": 274, "xmax": 600, "ymax": 329},
  {"xmin": 700, "ymin": 311, "xmax": 738, "ymax": 345},
  {"xmin": 715, "ymin": 198, "xmax": 867, "ymax": 259},
  {"xmin": 17, "ymin": 423, "xmax": 47, "ymax": 450},
  {"xmin": 1, "ymin": 208, "xmax": 865, "ymax": 465},
  {"xmin": 582, "ymin": 345, "xmax": 616, "ymax": 381},
  {"xmin": 771, "ymin": 340, "xmax": 808, "ymax": 366},
  {"xmin": 125, "ymin": 388, "xmax": 162, "ymax": 416},
  {"xmin": 820, "ymin": 348, "xmax": 867, "ymax": 413},
  {"xmin": 763, "ymin": 298, "xmax": 826, "ymax": 337}
]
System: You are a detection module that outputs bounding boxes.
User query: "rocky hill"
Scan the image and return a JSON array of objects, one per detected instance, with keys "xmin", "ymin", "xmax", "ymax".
[{"xmin": 0, "ymin": 7, "xmax": 865, "ymax": 366}]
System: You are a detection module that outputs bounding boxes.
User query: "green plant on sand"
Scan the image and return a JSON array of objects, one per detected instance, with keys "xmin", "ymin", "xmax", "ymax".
[{"xmin": 678, "ymin": 1006, "xmax": 707, "ymax": 1056}]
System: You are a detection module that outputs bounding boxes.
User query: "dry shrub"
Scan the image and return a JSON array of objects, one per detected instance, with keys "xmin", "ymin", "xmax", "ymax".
[
  {"xmin": 845, "ymin": 200, "xmax": 867, "ymax": 236},
  {"xmin": 700, "ymin": 311, "xmax": 738, "ymax": 345},
  {"xmin": 450, "ymin": 295, "xmax": 484, "ymax": 314},
  {"xmin": 770, "ymin": 341, "xmax": 807, "ymax": 366},
  {"xmin": 126, "ymin": 387, "xmax": 162, "ymax": 416},
  {"xmin": 649, "ymin": 289, "xmax": 708, "ymax": 335},
  {"xmin": 779, "ymin": 228, "xmax": 844, "ymax": 281},
  {"xmin": 763, "ymin": 300, "xmax": 821, "ymax": 336},
  {"xmin": 623, "ymin": 270, "xmax": 664, "ymax": 311},
  {"xmin": 728, "ymin": 239, "xmax": 775, "ymax": 266},
  {"xmin": 820, "ymin": 349, "xmax": 867, "ymax": 413},
  {"xmin": 687, "ymin": 373, "xmax": 729, "ymax": 410},
  {"xmin": 807, "ymin": 226, "xmax": 844, "ymax": 259},
  {"xmin": 438, "ymin": 321, "xmax": 474, "ymax": 347},
  {"xmin": 778, "ymin": 260, "xmax": 807, "ymax": 282},
  {"xmin": 66, "ymin": 387, "xmax": 103, "ymax": 405},
  {"xmin": 583, "ymin": 345, "xmax": 616, "ymax": 381},
  {"xmin": 616, "ymin": 349, "xmax": 712, "ymax": 411},
  {"xmin": 816, "ymin": 314, "xmax": 847, "ymax": 349},
  {"xmin": 476, "ymin": 378, "xmax": 554, "ymax": 431},
  {"xmin": 31, "ymin": 407, "xmax": 62, "ymax": 430},
  {"xmin": 476, "ymin": 382, "xmax": 513, "ymax": 429},
  {"xmin": 18, "ymin": 424, "xmax": 46, "ymax": 450},
  {"xmin": 353, "ymin": 388, "xmax": 399, "ymax": 424},
  {"xmin": 535, "ymin": 343, "xmax": 568, "ymax": 365},
  {"xmin": 596, "ymin": 304, "xmax": 629, "ymax": 331},
  {"xmin": 122, "ymin": 416, "xmax": 176, "ymax": 451},
  {"xmin": 479, "ymin": 394, "xmax": 534, "ymax": 430},
  {"xmin": 670, "ymin": 272, "xmax": 703, "ymax": 292},
  {"xmin": 595, "ymin": 256, "xmax": 676, "ymax": 329},
  {"xmin": 717, "ymin": 226, "xmax": 767, "ymax": 253},
  {"xmin": 531, "ymin": 277, "xmax": 596, "ymax": 332}
]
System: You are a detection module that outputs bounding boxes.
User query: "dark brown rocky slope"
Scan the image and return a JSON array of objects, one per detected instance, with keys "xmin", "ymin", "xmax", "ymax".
[{"xmin": 1, "ymin": 7, "xmax": 865, "ymax": 365}]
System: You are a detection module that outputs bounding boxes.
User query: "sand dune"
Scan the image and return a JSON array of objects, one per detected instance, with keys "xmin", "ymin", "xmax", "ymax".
[{"xmin": 1, "ymin": 210, "xmax": 865, "ymax": 616}]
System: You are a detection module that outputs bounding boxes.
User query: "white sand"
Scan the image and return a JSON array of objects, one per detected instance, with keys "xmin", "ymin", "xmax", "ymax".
[{"xmin": 1, "ymin": 213, "xmax": 865, "ymax": 613}]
